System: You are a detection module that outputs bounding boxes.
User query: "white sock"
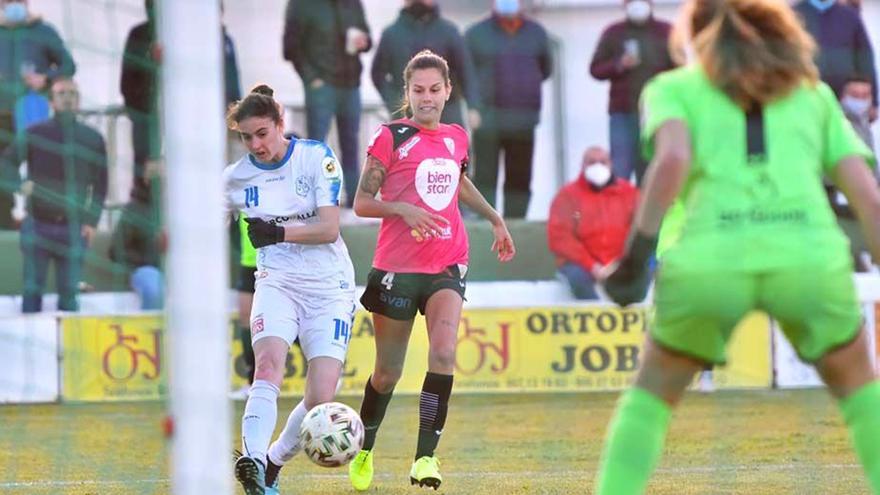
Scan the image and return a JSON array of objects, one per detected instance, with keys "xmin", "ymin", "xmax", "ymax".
[
  {"xmin": 241, "ymin": 380, "xmax": 280, "ymax": 464},
  {"xmin": 268, "ymin": 400, "xmax": 308, "ymax": 465}
]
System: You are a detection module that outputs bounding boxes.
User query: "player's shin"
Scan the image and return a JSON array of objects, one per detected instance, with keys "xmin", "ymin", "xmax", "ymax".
[
  {"xmin": 241, "ymin": 380, "xmax": 280, "ymax": 464},
  {"xmin": 840, "ymin": 380, "xmax": 880, "ymax": 494},
  {"xmin": 415, "ymin": 372, "xmax": 454, "ymax": 459},
  {"xmin": 594, "ymin": 387, "xmax": 672, "ymax": 495},
  {"xmin": 360, "ymin": 375, "xmax": 395, "ymax": 451}
]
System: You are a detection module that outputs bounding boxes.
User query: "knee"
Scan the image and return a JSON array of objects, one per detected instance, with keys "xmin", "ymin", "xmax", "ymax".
[
  {"xmin": 253, "ymin": 355, "xmax": 285, "ymax": 385},
  {"xmin": 304, "ymin": 387, "xmax": 335, "ymax": 410},
  {"xmin": 372, "ymin": 366, "xmax": 403, "ymax": 393},
  {"xmin": 429, "ymin": 345, "xmax": 456, "ymax": 372}
]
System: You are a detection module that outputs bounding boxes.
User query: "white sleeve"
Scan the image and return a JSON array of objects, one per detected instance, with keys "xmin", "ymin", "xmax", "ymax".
[
  {"xmin": 221, "ymin": 164, "xmax": 238, "ymax": 222},
  {"xmin": 311, "ymin": 143, "xmax": 343, "ymax": 208}
]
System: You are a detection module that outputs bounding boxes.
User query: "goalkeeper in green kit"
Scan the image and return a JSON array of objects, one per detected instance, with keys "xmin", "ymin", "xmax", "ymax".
[{"xmin": 594, "ymin": 0, "xmax": 880, "ymax": 493}]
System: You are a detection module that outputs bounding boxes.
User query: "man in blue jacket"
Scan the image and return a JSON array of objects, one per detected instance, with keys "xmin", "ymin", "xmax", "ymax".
[
  {"xmin": 0, "ymin": 78, "xmax": 106, "ymax": 313},
  {"xmin": 0, "ymin": 0, "xmax": 76, "ymax": 229},
  {"xmin": 372, "ymin": 0, "xmax": 480, "ymax": 128},
  {"xmin": 465, "ymin": 0, "xmax": 552, "ymax": 218}
]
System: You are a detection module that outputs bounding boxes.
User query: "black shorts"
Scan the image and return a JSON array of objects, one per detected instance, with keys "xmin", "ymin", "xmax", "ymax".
[
  {"xmin": 360, "ymin": 265, "xmax": 467, "ymax": 321},
  {"xmin": 235, "ymin": 265, "xmax": 257, "ymax": 293}
]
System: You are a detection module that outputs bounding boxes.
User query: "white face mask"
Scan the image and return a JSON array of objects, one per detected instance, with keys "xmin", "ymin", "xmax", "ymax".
[
  {"xmin": 841, "ymin": 96, "xmax": 871, "ymax": 117},
  {"xmin": 584, "ymin": 163, "xmax": 612, "ymax": 187},
  {"xmin": 625, "ymin": 0, "xmax": 652, "ymax": 24},
  {"xmin": 3, "ymin": 2, "xmax": 27, "ymax": 23}
]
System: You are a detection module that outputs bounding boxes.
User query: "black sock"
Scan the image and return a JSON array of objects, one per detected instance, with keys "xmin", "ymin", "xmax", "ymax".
[
  {"xmin": 265, "ymin": 458, "xmax": 281, "ymax": 487},
  {"xmin": 239, "ymin": 325, "xmax": 255, "ymax": 383},
  {"xmin": 360, "ymin": 376, "xmax": 394, "ymax": 451},
  {"xmin": 415, "ymin": 372, "xmax": 453, "ymax": 460}
]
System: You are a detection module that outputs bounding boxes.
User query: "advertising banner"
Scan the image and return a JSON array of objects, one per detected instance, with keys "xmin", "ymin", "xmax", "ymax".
[
  {"xmin": 62, "ymin": 315, "xmax": 166, "ymax": 401},
  {"xmin": 231, "ymin": 306, "xmax": 773, "ymax": 396},
  {"xmin": 0, "ymin": 315, "xmax": 59, "ymax": 403}
]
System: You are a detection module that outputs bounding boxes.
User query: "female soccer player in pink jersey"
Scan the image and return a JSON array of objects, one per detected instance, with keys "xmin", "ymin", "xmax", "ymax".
[{"xmin": 348, "ymin": 50, "xmax": 516, "ymax": 491}]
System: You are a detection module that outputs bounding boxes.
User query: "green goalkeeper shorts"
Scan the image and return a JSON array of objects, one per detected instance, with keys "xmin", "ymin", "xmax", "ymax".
[{"xmin": 651, "ymin": 265, "xmax": 861, "ymax": 364}]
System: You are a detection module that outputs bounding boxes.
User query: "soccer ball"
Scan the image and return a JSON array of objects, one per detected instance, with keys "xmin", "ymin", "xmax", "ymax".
[{"xmin": 299, "ymin": 402, "xmax": 364, "ymax": 467}]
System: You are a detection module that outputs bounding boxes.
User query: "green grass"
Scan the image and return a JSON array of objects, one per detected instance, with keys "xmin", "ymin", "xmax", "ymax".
[{"xmin": 0, "ymin": 390, "xmax": 869, "ymax": 494}]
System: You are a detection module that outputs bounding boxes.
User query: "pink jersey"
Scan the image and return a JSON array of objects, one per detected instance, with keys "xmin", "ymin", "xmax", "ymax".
[{"xmin": 366, "ymin": 119, "xmax": 470, "ymax": 274}]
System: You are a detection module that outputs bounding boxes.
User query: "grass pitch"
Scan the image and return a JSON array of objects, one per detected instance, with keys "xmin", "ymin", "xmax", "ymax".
[{"xmin": 0, "ymin": 390, "xmax": 868, "ymax": 494}]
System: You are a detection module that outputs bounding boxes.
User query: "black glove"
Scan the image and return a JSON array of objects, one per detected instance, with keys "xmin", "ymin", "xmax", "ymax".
[
  {"xmin": 245, "ymin": 217, "xmax": 285, "ymax": 248},
  {"xmin": 604, "ymin": 231, "xmax": 657, "ymax": 306}
]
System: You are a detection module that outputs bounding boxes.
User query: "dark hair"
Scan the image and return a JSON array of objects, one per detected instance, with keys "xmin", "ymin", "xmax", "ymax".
[
  {"xmin": 226, "ymin": 84, "xmax": 282, "ymax": 130},
  {"xmin": 672, "ymin": 0, "xmax": 818, "ymax": 108},
  {"xmin": 396, "ymin": 50, "xmax": 451, "ymax": 118}
]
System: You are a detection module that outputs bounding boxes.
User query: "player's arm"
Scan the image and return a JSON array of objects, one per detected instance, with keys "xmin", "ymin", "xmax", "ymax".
[
  {"xmin": 632, "ymin": 120, "xmax": 691, "ymax": 236},
  {"xmin": 281, "ymin": 205, "xmax": 340, "ymax": 244},
  {"xmin": 832, "ymin": 155, "xmax": 880, "ymax": 261},
  {"xmin": 353, "ymin": 154, "xmax": 449, "ymax": 234},
  {"xmin": 459, "ymin": 175, "xmax": 515, "ymax": 261}
]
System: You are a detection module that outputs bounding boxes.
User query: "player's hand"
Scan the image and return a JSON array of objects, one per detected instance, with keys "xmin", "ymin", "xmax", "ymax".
[
  {"xmin": 81, "ymin": 225, "xmax": 96, "ymax": 247},
  {"xmin": 619, "ymin": 53, "xmax": 639, "ymax": 70},
  {"xmin": 490, "ymin": 220, "xmax": 515, "ymax": 262},
  {"xmin": 396, "ymin": 203, "xmax": 449, "ymax": 240},
  {"xmin": 600, "ymin": 231, "xmax": 656, "ymax": 306},
  {"xmin": 245, "ymin": 217, "xmax": 285, "ymax": 248}
]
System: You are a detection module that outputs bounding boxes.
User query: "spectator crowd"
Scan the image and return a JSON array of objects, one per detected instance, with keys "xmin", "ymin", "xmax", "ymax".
[{"xmin": 0, "ymin": 0, "xmax": 876, "ymax": 310}]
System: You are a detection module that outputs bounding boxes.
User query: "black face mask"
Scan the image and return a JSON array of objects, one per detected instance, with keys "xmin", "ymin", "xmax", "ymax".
[{"xmin": 405, "ymin": 2, "xmax": 436, "ymax": 20}]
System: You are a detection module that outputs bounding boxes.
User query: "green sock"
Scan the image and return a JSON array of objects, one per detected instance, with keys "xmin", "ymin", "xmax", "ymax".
[
  {"xmin": 594, "ymin": 387, "xmax": 672, "ymax": 495},
  {"xmin": 840, "ymin": 380, "xmax": 880, "ymax": 494}
]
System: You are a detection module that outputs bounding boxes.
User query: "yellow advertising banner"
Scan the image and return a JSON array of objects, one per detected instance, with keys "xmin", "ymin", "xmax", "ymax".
[
  {"xmin": 60, "ymin": 306, "xmax": 771, "ymax": 402},
  {"xmin": 62, "ymin": 316, "xmax": 166, "ymax": 401},
  {"xmin": 230, "ymin": 307, "xmax": 773, "ymax": 396}
]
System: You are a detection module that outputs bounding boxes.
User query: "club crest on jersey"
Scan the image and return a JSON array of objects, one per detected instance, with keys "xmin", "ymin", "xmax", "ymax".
[
  {"xmin": 398, "ymin": 136, "xmax": 421, "ymax": 159},
  {"xmin": 322, "ymin": 156, "xmax": 341, "ymax": 179},
  {"xmin": 295, "ymin": 176, "xmax": 310, "ymax": 197},
  {"xmin": 443, "ymin": 137, "xmax": 455, "ymax": 157}
]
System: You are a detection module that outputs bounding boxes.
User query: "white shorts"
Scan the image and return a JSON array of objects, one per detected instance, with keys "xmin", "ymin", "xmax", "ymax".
[{"xmin": 249, "ymin": 283, "xmax": 355, "ymax": 363}]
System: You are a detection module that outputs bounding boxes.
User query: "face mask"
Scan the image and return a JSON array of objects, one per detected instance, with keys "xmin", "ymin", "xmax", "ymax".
[
  {"xmin": 3, "ymin": 2, "xmax": 27, "ymax": 23},
  {"xmin": 584, "ymin": 163, "xmax": 612, "ymax": 187},
  {"xmin": 625, "ymin": 0, "xmax": 652, "ymax": 24},
  {"xmin": 809, "ymin": 0, "xmax": 836, "ymax": 11},
  {"xmin": 841, "ymin": 96, "xmax": 871, "ymax": 117},
  {"xmin": 495, "ymin": 0, "xmax": 520, "ymax": 16}
]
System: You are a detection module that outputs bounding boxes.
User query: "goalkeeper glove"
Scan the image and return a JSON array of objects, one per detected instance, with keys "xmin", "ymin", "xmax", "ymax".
[
  {"xmin": 603, "ymin": 230, "xmax": 656, "ymax": 306},
  {"xmin": 245, "ymin": 217, "xmax": 285, "ymax": 248}
]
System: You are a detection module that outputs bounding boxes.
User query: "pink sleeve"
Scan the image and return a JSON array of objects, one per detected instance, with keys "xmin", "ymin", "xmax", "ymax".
[{"xmin": 366, "ymin": 125, "xmax": 393, "ymax": 168}]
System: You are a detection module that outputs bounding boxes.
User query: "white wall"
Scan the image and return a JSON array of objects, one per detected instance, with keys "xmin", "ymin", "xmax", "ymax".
[{"xmin": 28, "ymin": 0, "xmax": 880, "ymax": 218}]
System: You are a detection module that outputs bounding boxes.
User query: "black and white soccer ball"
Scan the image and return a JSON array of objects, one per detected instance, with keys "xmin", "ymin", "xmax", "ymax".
[{"xmin": 299, "ymin": 402, "xmax": 364, "ymax": 467}]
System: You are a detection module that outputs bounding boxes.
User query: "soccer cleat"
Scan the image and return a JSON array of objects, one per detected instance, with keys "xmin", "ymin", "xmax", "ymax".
[
  {"xmin": 234, "ymin": 455, "xmax": 267, "ymax": 495},
  {"xmin": 264, "ymin": 458, "xmax": 281, "ymax": 495},
  {"xmin": 348, "ymin": 449, "xmax": 374, "ymax": 491},
  {"xmin": 410, "ymin": 456, "xmax": 442, "ymax": 490}
]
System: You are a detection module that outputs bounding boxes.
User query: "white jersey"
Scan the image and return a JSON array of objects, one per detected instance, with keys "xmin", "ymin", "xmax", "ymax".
[{"xmin": 223, "ymin": 139, "xmax": 355, "ymax": 295}]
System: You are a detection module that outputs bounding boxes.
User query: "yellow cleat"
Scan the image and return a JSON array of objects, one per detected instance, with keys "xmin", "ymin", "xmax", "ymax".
[
  {"xmin": 409, "ymin": 456, "xmax": 442, "ymax": 490},
  {"xmin": 349, "ymin": 449, "xmax": 374, "ymax": 491}
]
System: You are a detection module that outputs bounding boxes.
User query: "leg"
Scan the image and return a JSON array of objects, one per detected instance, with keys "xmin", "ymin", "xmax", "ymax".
[
  {"xmin": 472, "ymin": 127, "xmax": 501, "ymax": 211},
  {"xmin": 20, "ymin": 219, "xmax": 49, "ymax": 313},
  {"xmin": 54, "ymin": 224, "xmax": 83, "ymax": 312},
  {"xmin": 815, "ymin": 329, "xmax": 880, "ymax": 493},
  {"xmin": 557, "ymin": 262, "xmax": 599, "ymax": 300},
  {"xmin": 130, "ymin": 265, "xmax": 164, "ymax": 310},
  {"xmin": 335, "ymin": 86, "xmax": 362, "ymax": 206},
  {"xmin": 594, "ymin": 337, "xmax": 704, "ymax": 495},
  {"xmin": 0, "ymin": 111, "xmax": 14, "ymax": 229},
  {"xmin": 608, "ymin": 113, "xmax": 635, "ymax": 183},
  {"xmin": 628, "ymin": 114, "xmax": 648, "ymax": 186},
  {"xmin": 238, "ymin": 290, "xmax": 256, "ymax": 384},
  {"xmin": 501, "ymin": 130, "xmax": 535, "ymax": 219},
  {"xmin": 129, "ymin": 110, "xmax": 150, "ymax": 183},
  {"xmin": 305, "ymin": 84, "xmax": 334, "ymax": 142}
]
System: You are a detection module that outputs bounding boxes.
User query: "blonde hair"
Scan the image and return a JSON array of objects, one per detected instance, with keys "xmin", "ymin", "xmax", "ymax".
[{"xmin": 670, "ymin": 0, "xmax": 818, "ymax": 108}]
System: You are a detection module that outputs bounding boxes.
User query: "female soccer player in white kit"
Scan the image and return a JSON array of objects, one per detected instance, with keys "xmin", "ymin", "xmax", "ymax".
[{"xmin": 224, "ymin": 84, "xmax": 356, "ymax": 495}]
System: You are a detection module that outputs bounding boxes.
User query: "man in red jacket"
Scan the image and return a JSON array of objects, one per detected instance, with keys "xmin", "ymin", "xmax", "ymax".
[{"xmin": 547, "ymin": 146, "xmax": 638, "ymax": 299}]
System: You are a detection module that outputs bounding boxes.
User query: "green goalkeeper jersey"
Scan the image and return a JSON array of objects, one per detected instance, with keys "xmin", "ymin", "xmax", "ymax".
[
  {"xmin": 643, "ymin": 65, "xmax": 875, "ymax": 271},
  {"xmin": 239, "ymin": 214, "xmax": 257, "ymax": 268}
]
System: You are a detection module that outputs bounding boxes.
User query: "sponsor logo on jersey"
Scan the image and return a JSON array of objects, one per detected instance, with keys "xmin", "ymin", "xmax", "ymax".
[
  {"xmin": 398, "ymin": 136, "xmax": 421, "ymax": 159},
  {"xmin": 443, "ymin": 137, "xmax": 455, "ymax": 156},
  {"xmin": 296, "ymin": 176, "xmax": 310, "ymax": 197},
  {"xmin": 415, "ymin": 157, "xmax": 460, "ymax": 211},
  {"xmin": 322, "ymin": 156, "xmax": 341, "ymax": 179}
]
